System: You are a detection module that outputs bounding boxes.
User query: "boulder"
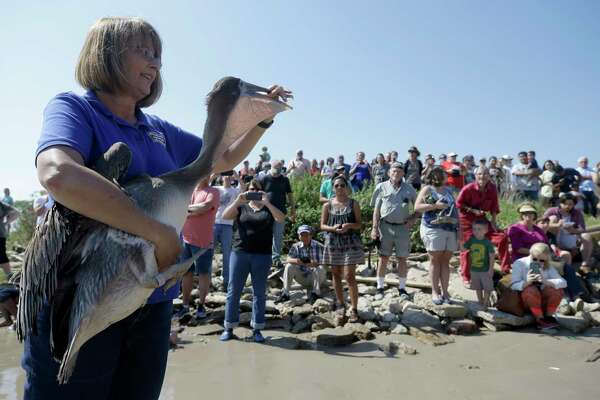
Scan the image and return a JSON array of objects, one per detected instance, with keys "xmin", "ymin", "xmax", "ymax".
[
  {"xmin": 204, "ymin": 293, "xmax": 227, "ymax": 307},
  {"xmin": 308, "ymin": 313, "xmax": 336, "ymax": 330},
  {"xmin": 264, "ymin": 318, "xmax": 292, "ymax": 331},
  {"xmin": 344, "ymin": 322, "xmax": 375, "ymax": 341},
  {"xmin": 313, "ymin": 328, "xmax": 356, "ymax": 347},
  {"xmin": 364, "ymin": 321, "xmax": 380, "ymax": 332},
  {"xmin": 588, "ymin": 311, "xmax": 600, "ymax": 326},
  {"xmin": 268, "ymin": 336, "xmax": 314, "ymax": 350},
  {"xmin": 401, "ymin": 309, "xmax": 442, "ymax": 330},
  {"xmin": 412, "ymin": 292, "xmax": 468, "ymax": 319},
  {"xmin": 292, "ymin": 303, "xmax": 314, "ymax": 317},
  {"xmin": 556, "ymin": 314, "xmax": 590, "ymax": 333},
  {"xmin": 358, "ymin": 284, "xmax": 377, "ymax": 295},
  {"xmin": 473, "ymin": 308, "xmax": 535, "ymax": 327},
  {"xmin": 312, "ymin": 298, "xmax": 333, "ymax": 314},
  {"xmin": 291, "ymin": 318, "xmax": 312, "ymax": 334},
  {"xmin": 239, "ymin": 312, "xmax": 252, "ymax": 325},
  {"xmin": 378, "ymin": 341, "xmax": 417, "ymax": 356},
  {"xmin": 265, "ymin": 300, "xmax": 278, "ymax": 314},
  {"xmin": 390, "ymin": 323, "xmax": 409, "ymax": 335},
  {"xmin": 239, "ymin": 299, "xmax": 253, "ymax": 312},
  {"xmin": 446, "ymin": 319, "xmax": 479, "ymax": 335},
  {"xmin": 408, "ymin": 327, "xmax": 454, "ymax": 346},
  {"xmin": 380, "ymin": 297, "xmax": 403, "ymax": 314},
  {"xmin": 379, "ymin": 311, "xmax": 399, "ymax": 323}
]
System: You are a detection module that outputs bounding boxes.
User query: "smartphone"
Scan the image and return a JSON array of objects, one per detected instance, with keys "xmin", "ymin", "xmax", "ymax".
[
  {"xmin": 529, "ymin": 261, "xmax": 541, "ymax": 275},
  {"xmin": 221, "ymin": 170, "xmax": 235, "ymax": 176},
  {"xmin": 245, "ymin": 192, "xmax": 262, "ymax": 201}
]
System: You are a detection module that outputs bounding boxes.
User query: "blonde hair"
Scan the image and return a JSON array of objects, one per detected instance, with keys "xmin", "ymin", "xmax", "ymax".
[
  {"xmin": 530, "ymin": 242, "xmax": 551, "ymax": 268},
  {"xmin": 76, "ymin": 17, "xmax": 163, "ymax": 108}
]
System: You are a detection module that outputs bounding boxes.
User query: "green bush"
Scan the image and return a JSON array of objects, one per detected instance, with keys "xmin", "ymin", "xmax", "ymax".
[{"xmin": 7, "ymin": 200, "xmax": 36, "ymax": 251}]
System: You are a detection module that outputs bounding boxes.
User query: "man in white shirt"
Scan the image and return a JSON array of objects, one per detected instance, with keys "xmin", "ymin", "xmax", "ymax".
[
  {"xmin": 287, "ymin": 149, "xmax": 310, "ymax": 178},
  {"xmin": 511, "ymin": 151, "xmax": 540, "ymax": 201},
  {"xmin": 33, "ymin": 190, "xmax": 54, "ymax": 226},
  {"xmin": 576, "ymin": 156, "xmax": 597, "ymax": 217},
  {"xmin": 500, "ymin": 155, "xmax": 513, "ymax": 195}
]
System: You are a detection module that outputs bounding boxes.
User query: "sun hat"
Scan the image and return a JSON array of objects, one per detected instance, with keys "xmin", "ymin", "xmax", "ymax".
[{"xmin": 517, "ymin": 202, "xmax": 537, "ymax": 214}]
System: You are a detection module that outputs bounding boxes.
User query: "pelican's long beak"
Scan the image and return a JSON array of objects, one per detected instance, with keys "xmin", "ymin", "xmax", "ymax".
[{"xmin": 217, "ymin": 80, "xmax": 292, "ymax": 159}]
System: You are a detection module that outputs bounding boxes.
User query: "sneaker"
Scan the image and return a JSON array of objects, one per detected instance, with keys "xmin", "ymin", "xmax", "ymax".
[
  {"xmin": 398, "ymin": 288, "xmax": 409, "ymax": 300},
  {"xmin": 536, "ymin": 319, "xmax": 558, "ymax": 330},
  {"xmin": 442, "ymin": 295, "xmax": 453, "ymax": 305},
  {"xmin": 253, "ymin": 329, "xmax": 265, "ymax": 343},
  {"xmin": 275, "ymin": 292, "xmax": 290, "ymax": 303},
  {"xmin": 375, "ymin": 287, "xmax": 385, "ymax": 300},
  {"xmin": 195, "ymin": 305, "xmax": 207, "ymax": 319},
  {"xmin": 220, "ymin": 329, "xmax": 234, "ymax": 341},
  {"xmin": 175, "ymin": 306, "xmax": 190, "ymax": 320},
  {"xmin": 432, "ymin": 296, "xmax": 444, "ymax": 305}
]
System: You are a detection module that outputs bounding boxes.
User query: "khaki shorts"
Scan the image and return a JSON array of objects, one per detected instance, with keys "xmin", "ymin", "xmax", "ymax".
[
  {"xmin": 420, "ymin": 225, "xmax": 458, "ymax": 252},
  {"xmin": 378, "ymin": 221, "xmax": 410, "ymax": 258},
  {"xmin": 470, "ymin": 271, "xmax": 494, "ymax": 291}
]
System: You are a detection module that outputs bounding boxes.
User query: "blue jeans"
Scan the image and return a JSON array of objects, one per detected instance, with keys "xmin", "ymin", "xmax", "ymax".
[
  {"xmin": 22, "ymin": 301, "xmax": 172, "ymax": 400},
  {"xmin": 224, "ymin": 251, "xmax": 270, "ymax": 330},
  {"xmin": 213, "ymin": 224, "xmax": 233, "ymax": 286},
  {"xmin": 563, "ymin": 264, "xmax": 584, "ymax": 299},
  {"xmin": 272, "ymin": 220, "xmax": 286, "ymax": 265}
]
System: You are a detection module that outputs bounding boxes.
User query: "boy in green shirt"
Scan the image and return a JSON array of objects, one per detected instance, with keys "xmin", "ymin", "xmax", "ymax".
[{"xmin": 463, "ymin": 220, "xmax": 496, "ymax": 307}]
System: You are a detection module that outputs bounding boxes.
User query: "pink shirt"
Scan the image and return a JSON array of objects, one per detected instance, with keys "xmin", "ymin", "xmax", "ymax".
[
  {"xmin": 181, "ymin": 186, "xmax": 220, "ymax": 248},
  {"xmin": 506, "ymin": 223, "xmax": 548, "ymax": 262}
]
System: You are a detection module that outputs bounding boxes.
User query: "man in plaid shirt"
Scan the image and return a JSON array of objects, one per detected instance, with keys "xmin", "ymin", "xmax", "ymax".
[{"xmin": 276, "ymin": 225, "xmax": 326, "ymax": 304}]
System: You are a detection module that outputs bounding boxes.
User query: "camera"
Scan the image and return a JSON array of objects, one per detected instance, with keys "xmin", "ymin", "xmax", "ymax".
[
  {"xmin": 243, "ymin": 175, "xmax": 254, "ymax": 183},
  {"xmin": 300, "ymin": 256, "xmax": 311, "ymax": 264},
  {"xmin": 245, "ymin": 192, "xmax": 262, "ymax": 201}
]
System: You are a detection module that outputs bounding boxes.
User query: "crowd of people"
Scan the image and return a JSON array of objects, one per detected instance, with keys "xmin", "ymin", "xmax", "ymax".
[{"xmin": 165, "ymin": 146, "xmax": 600, "ymax": 336}]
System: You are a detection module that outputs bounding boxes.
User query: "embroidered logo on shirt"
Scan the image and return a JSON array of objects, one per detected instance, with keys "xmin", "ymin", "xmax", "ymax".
[{"xmin": 148, "ymin": 131, "xmax": 166, "ymax": 147}]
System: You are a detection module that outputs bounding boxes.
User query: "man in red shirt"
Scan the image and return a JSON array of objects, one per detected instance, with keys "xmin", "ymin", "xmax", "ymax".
[
  {"xmin": 179, "ymin": 177, "xmax": 220, "ymax": 320},
  {"xmin": 441, "ymin": 152, "xmax": 466, "ymax": 192},
  {"xmin": 456, "ymin": 167, "xmax": 511, "ymax": 283}
]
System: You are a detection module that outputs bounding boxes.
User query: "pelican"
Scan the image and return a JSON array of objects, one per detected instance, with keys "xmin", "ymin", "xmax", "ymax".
[{"xmin": 16, "ymin": 77, "xmax": 291, "ymax": 383}]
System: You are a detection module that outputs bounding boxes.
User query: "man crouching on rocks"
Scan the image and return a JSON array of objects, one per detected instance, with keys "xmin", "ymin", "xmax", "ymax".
[
  {"xmin": 276, "ymin": 225, "xmax": 326, "ymax": 304},
  {"xmin": 370, "ymin": 162, "xmax": 418, "ymax": 300}
]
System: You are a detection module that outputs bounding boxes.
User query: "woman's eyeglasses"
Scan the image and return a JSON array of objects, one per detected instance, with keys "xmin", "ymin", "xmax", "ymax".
[
  {"xmin": 133, "ymin": 45, "xmax": 162, "ymax": 67},
  {"xmin": 531, "ymin": 257, "xmax": 545, "ymax": 262}
]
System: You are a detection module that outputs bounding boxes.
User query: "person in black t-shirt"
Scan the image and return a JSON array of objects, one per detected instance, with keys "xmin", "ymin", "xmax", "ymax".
[
  {"xmin": 220, "ymin": 179, "xmax": 285, "ymax": 343},
  {"xmin": 259, "ymin": 160, "xmax": 295, "ymax": 268},
  {"xmin": 551, "ymin": 165, "xmax": 581, "ymax": 195}
]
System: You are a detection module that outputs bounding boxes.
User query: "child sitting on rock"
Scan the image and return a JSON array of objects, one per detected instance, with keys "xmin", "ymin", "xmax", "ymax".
[{"xmin": 462, "ymin": 220, "xmax": 496, "ymax": 308}]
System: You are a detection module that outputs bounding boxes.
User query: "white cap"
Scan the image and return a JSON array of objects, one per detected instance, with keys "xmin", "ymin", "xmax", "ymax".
[
  {"xmin": 448, "ymin": 152, "xmax": 458, "ymax": 157},
  {"xmin": 501, "ymin": 154, "xmax": 513, "ymax": 160}
]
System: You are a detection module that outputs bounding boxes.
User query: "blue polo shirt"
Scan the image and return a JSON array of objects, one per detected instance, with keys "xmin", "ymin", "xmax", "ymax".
[{"xmin": 36, "ymin": 91, "xmax": 203, "ymax": 304}]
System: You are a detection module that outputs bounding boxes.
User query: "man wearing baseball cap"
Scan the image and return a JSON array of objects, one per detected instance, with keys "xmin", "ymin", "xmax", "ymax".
[{"xmin": 276, "ymin": 225, "xmax": 326, "ymax": 304}]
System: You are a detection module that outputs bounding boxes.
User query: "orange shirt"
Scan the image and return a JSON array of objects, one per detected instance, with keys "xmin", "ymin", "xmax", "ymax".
[
  {"xmin": 441, "ymin": 160, "xmax": 465, "ymax": 189},
  {"xmin": 181, "ymin": 186, "xmax": 220, "ymax": 248}
]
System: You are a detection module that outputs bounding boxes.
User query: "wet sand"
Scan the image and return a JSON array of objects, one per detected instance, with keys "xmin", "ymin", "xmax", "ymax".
[{"xmin": 2, "ymin": 326, "xmax": 599, "ymax": 400}]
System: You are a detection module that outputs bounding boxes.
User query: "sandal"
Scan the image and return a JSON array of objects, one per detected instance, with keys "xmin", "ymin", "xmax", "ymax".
[{"xmin": 348, "ymin": 308, "xmax": 359, "ymax": 323}]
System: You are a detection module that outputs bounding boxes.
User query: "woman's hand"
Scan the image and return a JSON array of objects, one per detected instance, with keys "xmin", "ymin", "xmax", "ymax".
[
  {"xmin": 435, "ymin": 200, "xmax": 449, "ymax": 210},
  {"xmin": 236, "ymin": 192, "xmax": 250, "ymax": 204},
  {"xmin": 150, "ymin": 223, "xmax": 183, "ymax": 272}
]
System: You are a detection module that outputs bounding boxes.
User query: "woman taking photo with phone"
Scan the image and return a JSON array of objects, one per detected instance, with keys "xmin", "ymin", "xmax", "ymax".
[{"xmin": 220, "ymin": 179, "xmax": 284, "ymax": 342}]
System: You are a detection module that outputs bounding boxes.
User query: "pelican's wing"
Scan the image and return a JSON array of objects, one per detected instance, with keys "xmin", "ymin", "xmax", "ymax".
[{"xmin": 16, "ymin": 142, "xmax": 132, "ymax": 341}]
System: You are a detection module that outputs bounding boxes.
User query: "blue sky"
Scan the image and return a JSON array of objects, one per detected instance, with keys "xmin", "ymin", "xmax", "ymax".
[{"xmin": 1, "ymin": 1, "xmax": 599, "ymax": 200}]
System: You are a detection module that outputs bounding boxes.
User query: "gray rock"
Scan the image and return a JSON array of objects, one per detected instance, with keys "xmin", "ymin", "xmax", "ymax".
[
  {"xmin": 390, "ymin": 323, "xmax": 409, "ymax": 335},
  {"xmin": 241, "ymin": 292, "xmax": 253, "ymax": 301},
  {"xmin": 239, "ymin": 312, "xmax": 252, "ymax": 325},
  {"xmin": 264, "ymin": 318, "xmax": 292, "ymax": 330},
  {"xmin": 588, "ymin": 311, "xmax": 600, "ymax": 326},
  {"xmin": 364, "ymin": 321, "xmax": 380, "ymax": 332},
  {"xmin": 401, "ymin": 309, "xmax": 442, "ymax": 330},
  {"xmin": 267, "ymin": 336, "xmax": 314, "ymax": 350},
  {"xmin": 291, "ymin": 318, "xmax": 312, "ymax": 334},
  {"xmin": 313, "ymin": 328, "xmax": 356, "ymax": 347},
  {"xmin": 447, "ymin": 319, "xmax": 479, "ymax": 335},
  {"xmin": 408, "ymin": 326, "xmax": 454, "ymax": 346},
  {"xmin": 190, "ymin": 288, "xmax": 200, "ymax": 299},
  {"xmin": 482, "ymin": 321, "xmax": 511, "ymax": 331},
  {"xmin": 379, "ymin": 311, "xmax": 399, "ymax": 323},
  {"xmin": 397, "ymin": 342, "xmax": 418, "ymax": 355},
  {"xmin": 239, "ymin": 299, "xmax": 253, "ymax": 312},
  {"xmin": 293, "ymin": 303, "xmax": 314, "ymax": 317},
  {"xmin": 583, "ymin": 303, "xmax": 600, "ymax": 313},
  {"xmin": 193, "ymin": 324, "xmax": 224, "ymax": 336},
  {"xmin": 312, "ymin": 298, "xmax": 333, "ymax": 313},
  {"xmin": 265, "ymin": 300, "xmax": 278, "ymax": 314},
  {"xmin": 344, "ymin": 322, "xmax": 374, "ymax": 341},
  {"xmin": 378, "ymin": 341, "xmax": 417, "ymax": 356},
  {"xmin": 204, "ymin": 293, "xmax": 227, "ymax": 307},
  {"xmin": 473, "ymin": 308, "xmax": 535, "ymax": 327},
  {"xmin": 380, "ymin": 297, "xmax": 403, "ymax": 314},
  {"xmin": 556, "ymin": 314, "xmax": 590, "ymax": 333},
  {"xmin": 358, "ymin": 284, "xmax": 377, "ymax": 295},
  {"xmin": 308, "ymin": 313, "xmax": 336, "ymax": 330},
  {"xmin": 412, "ymin": 292, "xmax": 467, "ymax": 318}
]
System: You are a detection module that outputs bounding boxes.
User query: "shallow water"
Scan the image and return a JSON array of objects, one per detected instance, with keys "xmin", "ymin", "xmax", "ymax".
[{"xmin": 2, "ymin": 325, "xmax": 600, "ymax": 400}]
